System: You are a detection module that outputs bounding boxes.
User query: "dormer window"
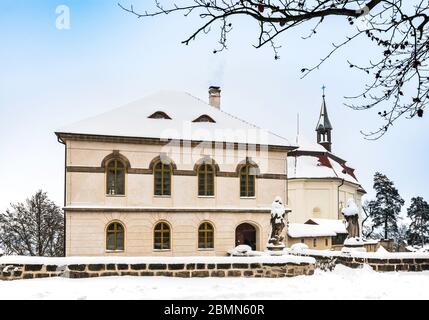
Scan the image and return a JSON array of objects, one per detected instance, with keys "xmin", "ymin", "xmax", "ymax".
[
  {"xmin": 148, "ymin": 111, "xmax": 172, "ymax": 120},
  {"xmin": 193, "ymin": 115, "xmax": 216, "ymax": 123}
]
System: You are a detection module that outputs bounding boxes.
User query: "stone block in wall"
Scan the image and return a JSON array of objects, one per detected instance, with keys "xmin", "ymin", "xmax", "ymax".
[
  {"xmin": 156, "ymin": 271, "xmax": 174, "ymax": 277},
  {"xmin": 367, "ymin": 258, "xmax": 383, "ymax": 264},
  {"xmin": 69, "ymin": 272, "xmax": 90, "ymax": 279},
  {"xmin": 46, "ymin": 265, "xmax": 58, "ymax": 272},
  {"xmin": 227, "ymin": 270, "xmax": 242, "ymax": 277},
  {"xmin": 168, "ymin": 264, "xmax": 185, "ymax": 271},
  {"xmin": 24, "ymin": 265, "xmax": 43, "ymax": 272},
  {"xmin": 186, "ymin": 264, "xmax": 196, "ymax": 270},
  {"xmin": 388, "ymin": 259, "xmax": 401, "ymax": 264},
  {"xmin": 120, "ymin": 272, "xmax": 139, "ymax": 276},
  {"xmin": 207, "ymin": 264, "xmax": 216, "ymax": 270},
  {"xmin": 243, "ymin": 270, "xmax": 254, "ymax": 277},
  {"xmin": 13, "ymin": 271, "xmax": 22, "ymax": 277},
  {"xmin": 232, "ymin": 264, "xmax": 249, "ymax": 269},
  {"xmin": 396, "ymin": 264, "xmax": 409, "ymax": 271},
  {"xmin": 99, "ymin": 272, "xmax": 120, "ymax": 277},
  {"xmin": 409, "ymin": 265, "xmax": 422, "ymax": 272},
  {"xmin": 68, "ymin": 265, "xmax": 87, "ymax": 272},
  {"xmin": 250, "ymin": 263, "xmax": 262, "ymax": 269},
  {"xmin": 403, "ymin": 259, "xmax": 415, "ymax": 264},
  {"xmin": 176, "ymin": 271, "xmax": 191, "ymax": 278},
  {"xmin": 117, "ymin": 264, "xmax": 129, "ymax": 270},
  {"xmin": 196, "ymin": 264, "xmax": 206, "ymax": 270},
  {"xmin": 23, "ymin": 274, "xmax": 34, "ymax": 279},
  {"xmin": 106, "ymin": 264, "xmax": 116, "ymax": 271},
  {"xmin": 217, "ymin": 264, "xmax": 232, "ymax": 270},
  {"xmin": 140, "ymin": 271, "xmax": 154, "ymax": 276},
  {"xmin": 377, "ymin": 265, "xmax": 395, "ymax": 272},
  {"xmin": 191, "ymin": 271, "xmax": 210, "ymax": 278},
  {"xmin": 415, "ymin": 259, "xmax": 429, "ymax": 265},
  {"xmin": 35, "ymin": 274, "xmax": 50, "ymax": 279},
  {"xmin": 88, "ymin": 264, "xmax": 105, "ymax": 272},
  {"xmin": 130, "ymin": 264, "xmax": 147, "ymax": 271},
  {"xmin": 421, "ymin": 264, "xmax": 429, "ymax": 271},
  {"xmin": 210, "ymin": 270, "xmax": 225, "ymax": 277},
  {"xmin": 148, "ymin": 264, "xmax": 167, "ymax": 270}
]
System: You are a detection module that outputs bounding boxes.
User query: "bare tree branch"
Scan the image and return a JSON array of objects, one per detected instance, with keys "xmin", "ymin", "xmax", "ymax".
[{"xmin": 119, "ymin": 0, "xmax": 429, "ymax": 139}]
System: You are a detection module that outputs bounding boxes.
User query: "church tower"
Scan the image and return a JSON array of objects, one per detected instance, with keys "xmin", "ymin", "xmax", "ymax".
[{"xmin": 316, "ymin": 89, "xmax": 333, "ymax": 152}]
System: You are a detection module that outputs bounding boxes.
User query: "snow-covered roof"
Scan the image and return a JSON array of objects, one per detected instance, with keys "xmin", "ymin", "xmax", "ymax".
[
  {"xmin": 305, "ymin": 219, "xmax": 348, "ymax": 234},
  {"xmin": 288, "ymin": 223, "xmax": 336, "ymax": 238},
  {"xmin": 288, "ymin": 154, "xmax": 360, "ymax": 185},
  {"xmin": 56, "ymin": 91, "xmax": 293, "ymax": 148}
]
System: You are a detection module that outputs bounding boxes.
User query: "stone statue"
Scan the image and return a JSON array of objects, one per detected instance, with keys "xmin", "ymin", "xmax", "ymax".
[
  {"xmin": 268, "ymin": 196, "xmax": 287, "ymax": 248},
  {"xmin": 342, "ymin": 198, "xmax": 360, "ymax": 239}
]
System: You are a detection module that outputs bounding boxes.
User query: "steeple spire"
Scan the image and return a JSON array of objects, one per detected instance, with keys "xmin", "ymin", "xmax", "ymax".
[{"xmin": 316, "ymin": 86, "xmax": 333, "ymax": 152}]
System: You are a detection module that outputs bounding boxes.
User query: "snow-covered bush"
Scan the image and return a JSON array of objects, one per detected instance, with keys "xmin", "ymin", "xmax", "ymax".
[
  {"xmin": 290, "ymin": 243, "xmax": 309, "ymax": 252},
  {"xmin": 227, "ymin": 245, "xmax": 252, "ymax": 256}
]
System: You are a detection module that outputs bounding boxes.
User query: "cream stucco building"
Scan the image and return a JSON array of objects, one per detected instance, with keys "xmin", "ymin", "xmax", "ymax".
[{"xmin": 56, "ymin": 87, "xmax": 365, "ymax": 256}]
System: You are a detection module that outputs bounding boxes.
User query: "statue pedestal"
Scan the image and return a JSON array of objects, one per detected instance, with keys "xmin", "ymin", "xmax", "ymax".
[
  {"xmin": 267, "ymin": 243, "xmax": 286, "ymax": 252},
  {"xmin": 341, "ymin": 237, "xmax": 366, "ymax": 253},
  {"xmin": 265, "ymin": 245, "xmax": 286, "ymax": 256}
]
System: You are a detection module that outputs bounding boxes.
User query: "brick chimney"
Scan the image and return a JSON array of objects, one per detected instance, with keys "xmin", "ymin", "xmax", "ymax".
[{"xmin": 208, "ymin": 86, "xmax": 221, "ymax": 109}]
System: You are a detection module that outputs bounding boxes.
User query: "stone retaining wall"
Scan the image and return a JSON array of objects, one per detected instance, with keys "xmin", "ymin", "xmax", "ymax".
[
  {"xmin": 0, "ymin": 261, "xmax": 315, "ymax": 281},
  {"xmin": 292, "ymin": 252, "xmax": 429, "ymax": 272}
]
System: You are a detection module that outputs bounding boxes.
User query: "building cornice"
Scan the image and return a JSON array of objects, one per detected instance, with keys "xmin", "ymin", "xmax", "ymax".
[
  {"xmin": 63, "ymin": 206, "xmax": 288, "ymax": 214},
  {"xmin": 55, "ymin": 132, "xmax": 297, "ymax": 153}
]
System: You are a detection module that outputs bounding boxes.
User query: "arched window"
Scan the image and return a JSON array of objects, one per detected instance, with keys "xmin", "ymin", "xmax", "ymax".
[
  {"xmin": 198, "ymin": 163, "xmax": 215, "ymax": 196},
  {"xmin": 154, "ymin": 161, "xmax": 172, "ymax": 196},
  {"xmin": 154, "ymin": 222, "xmax": 171, "ymax": 250},
  {"xmin": 240, "ymin": 165, "xmax": 256, "ymax": 197},
  {"xmin": 106, "ymin": 222, "xmax": 125, "ymax": 251},
  {"xmin": 106, "ymin": 159, "xmax": 126, "ymax": 195},
  {"xmin": 198, "ymin": 222, "xmax": 214, "ymax": 249}
]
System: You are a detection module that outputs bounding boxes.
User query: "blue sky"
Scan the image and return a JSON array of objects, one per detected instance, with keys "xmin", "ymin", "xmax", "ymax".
[{"xmin": 0, "ymin": 1, "xmax": 428, "ymax": 219}]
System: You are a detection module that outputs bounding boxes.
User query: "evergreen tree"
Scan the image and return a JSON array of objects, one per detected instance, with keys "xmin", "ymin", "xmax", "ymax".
[
  {"xmin": 0, "ymin": 190, "xmax": 64, "ymax": 257},
  {"xmin": 406, "ymin": 196, "xmax": 429, "ymax": 247},
  {"xmin": 367, "ymin": 172, "xmax": 404, "ymax": 240}
]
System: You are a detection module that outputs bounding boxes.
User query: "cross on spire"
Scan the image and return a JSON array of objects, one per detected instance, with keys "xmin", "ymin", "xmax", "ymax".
[{"xmin": 322, "ymin": 85, "xmax": 326, "ymax": 97}]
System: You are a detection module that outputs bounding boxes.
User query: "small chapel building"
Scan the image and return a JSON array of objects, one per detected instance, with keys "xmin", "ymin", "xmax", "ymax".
[{"xmin": 56, "ymin": 87, "xmax": 365, "ymax": 257}]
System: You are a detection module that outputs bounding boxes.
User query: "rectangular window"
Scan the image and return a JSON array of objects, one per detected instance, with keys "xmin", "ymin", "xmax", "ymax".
[{"xmin": 313, "ymin": 239, "xmax": 317, "ymax": 247}]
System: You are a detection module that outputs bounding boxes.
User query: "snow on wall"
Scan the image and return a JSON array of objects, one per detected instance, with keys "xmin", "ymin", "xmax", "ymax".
[{"xmin": 0, "ymin": 254, "xmax": 315, "ymax": 266}]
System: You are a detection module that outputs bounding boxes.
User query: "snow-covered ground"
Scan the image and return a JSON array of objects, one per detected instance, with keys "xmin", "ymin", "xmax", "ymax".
[{"xmin": 1, "ymin": 265, "xmax": 428, "ymax": 300}]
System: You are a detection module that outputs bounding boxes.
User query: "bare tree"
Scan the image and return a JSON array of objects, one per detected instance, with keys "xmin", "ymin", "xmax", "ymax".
[
  {"xmin": 0, "ymin": 190, "xmax": 64, "ymax": 257},
  {"xmin": 119, "ymin": 1, "xmax": 429, "ymax": 139}
]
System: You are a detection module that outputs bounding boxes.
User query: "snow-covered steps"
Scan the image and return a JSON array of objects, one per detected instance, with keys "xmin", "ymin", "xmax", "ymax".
[{"xmin": 0, "ymin": 255, "xmax": 316, "ymax": 281}]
